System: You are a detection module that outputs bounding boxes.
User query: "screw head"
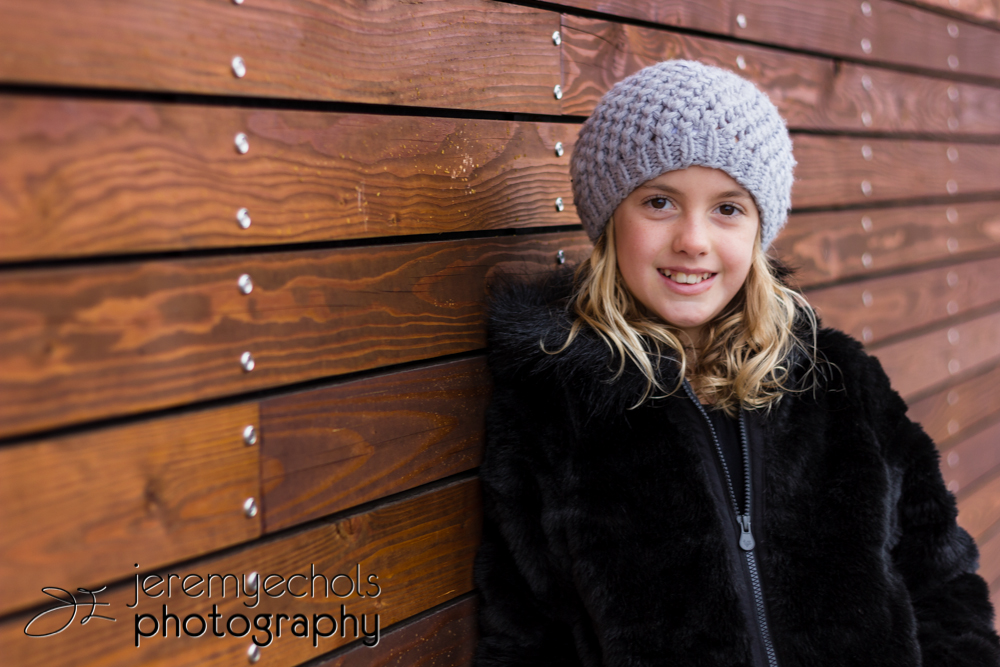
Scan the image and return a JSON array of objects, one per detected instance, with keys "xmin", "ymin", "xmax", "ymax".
[
  {"xmin": 948, "ymin": 85, "xmax": 959, "ymax": 101},
  {"xmin": 232, "ymin": 56, "xmax": 247, "ymax": 78},
  {"xmin": 556, "ymin": 250, "xmax": 566, "ymax": 265},
  {"xmin": 947, "ymin": 54, "xmax": 959, "ymax": 70},
  {"xmin": 947, "ymin": 146, "xmax": 959, "ymax": 162},
  {"xmin": 862, "ymin": 252, "xmax": 872, "ymax": 268},
  {"xmin": 235, "ymin": 133, "xmax": 250, "ymax": 154},
  {"xmin": 860, "ymin": 38, "xmax": 872, "ymax": 54},
  {"xmin": 947, "ymin": 450, "xmax": 960, "ymax": 466},
  {"xmin": 736, "ymin": 13, "xmax": 747, "ymax": 28},
  {"xmin": 860, "ymin": 1, "xmax": 872, "ymax": 16},
  {"xmin": 553, "ymin": 84, "xmax": 563, "ymax": 100},
  {"xmin": 243, "ymin": 425, "xmax": 258, "ymax": 446},
  {"xmin": 948, "ymin": 23, "xmax": 959, "ymax": 38},
  {"xmin": 552, "ymin": 30, "xmax": 561, "ymax": 46},
  {"xmin": 861, "ymin": 215, "xmax": 873, "ymax": 232},
  {"xmin": 946, "ymin": 180, "xmax": 958, "ymax": 195},
  {"xmin": 947, "ymin": 299, "xmax": 959, "ymax": 314},
  {"xmin": 862, "ymin": 290, "xmax": 873, "ymax": 307},
  {"xmin": 947, "ymin": 271, "xmax": 959, "ymax": 287},
  {"xmin": 861, "ymin": 74, "xmax": 872, "ymax": 91},
  {"xmin": 238, "ymin": 273, "xmax": 254, "ymax": 295},
  {"xmin": 246, "ymin": 571, "xmax": 259, "ymax": 594},
  {"xmin": 862, "ymin": 326, "xmax": 873, "ymax": 343},
  {"xmin": 736, "ymin": 55, "xmax": 746, "ymax": 70},
  {"xmin": 243, "ymin": 497, "xmax": 258, "ymax": 518},
  {"xmin": 554, "ymin": 141, "xmax": 564, "ymax": 157},
  {"xmin": 861, "ymin": 180, "xmax": 872, "ymax": 196},
  {"xmin": 554, "ymin": 197, "xmax": 564, "ymax": 212},
  {"xmin": 236, "ymin": 207, "xmax": 251, "ymax": 229},
  {"xmin": 240, "ymin": 351, "xmax": 255, "ymax": 372},
  {"xmin": 861, "ymin": 145, "xmax": 873, "ymax": 160},
  {"xmin": 947, "ymin": 207, "xmax": 958, "ymax": 223},
  {"xmin": 947, "ymin": 237, "xmax": 959, "ymax": 253},
  {"xmin": 947, "ymin": 116, "xmax": 959, "ymax": 131},
  {"xmin": 248, "ymin": 644, "xmax": 261, "ymax": 664},
  {"xmin": 233, "ymin": 0, "xmax": 245, "ymax": 4}
]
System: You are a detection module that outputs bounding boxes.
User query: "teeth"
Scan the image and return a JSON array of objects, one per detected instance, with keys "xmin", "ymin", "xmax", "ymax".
[{"xmin": 661, "ymin": 270, "xmax": 713, "ymax": 284}]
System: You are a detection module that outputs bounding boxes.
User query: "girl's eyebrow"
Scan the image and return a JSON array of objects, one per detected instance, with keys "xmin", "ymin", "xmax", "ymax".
[{"xmin": 639, "ymin": 184, "xmax": 752, "ymax": 199}]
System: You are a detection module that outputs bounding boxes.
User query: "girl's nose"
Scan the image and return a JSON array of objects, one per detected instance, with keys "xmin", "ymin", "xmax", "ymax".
[{"xmin": 672, "ymin": 213, "xmax": 711, "ymax": 256}]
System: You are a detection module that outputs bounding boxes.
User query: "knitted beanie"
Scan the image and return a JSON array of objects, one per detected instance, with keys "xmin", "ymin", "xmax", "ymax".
[{"xmin": 570, "ymin": 59, "xmax": 796, "ymax": 249}]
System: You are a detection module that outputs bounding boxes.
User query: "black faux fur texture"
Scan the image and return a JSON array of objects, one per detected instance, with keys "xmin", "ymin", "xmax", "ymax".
[{"xmin": 473, "ymin": 270, "xmax": 1000, "ymax": 667}]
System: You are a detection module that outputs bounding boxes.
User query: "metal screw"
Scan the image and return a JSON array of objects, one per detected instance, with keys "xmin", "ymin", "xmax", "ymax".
[
  {"xmin": 243, "ymin": 497, "xmax": 258, "ymax": 518},
  {"xmin": 861, "ymin": 111, "xmax": 872, "ymax": 127},
  {"xmin": 862, "ymin": 252, "xmax": 872, "ymax": 268},
  {"xmin": 948, "ymin": 359, "xmax": 961, "ymax": 375},
  {"xmin": 236, "ymin": 208, "xmax": 251, "ymax": 229},
  {"xmin": 233, "ymin": 0, "xmax": 244, "ymax": 4},
  {"xmin": 736, "ymin": 55, "xmax": 746, "ymax": 70},
  {"xmin": 947, "ymin": 299, "xmax": 959, "ymax": 314},
  {"xmin": 947, "ymin": 479, "xmax": 960, "ymax": 493},
  {"xmin": 556, "ymin": 250, "xmax": 566, "ymax": 265},
  {"xmin": 232, "ymin": 56, "xmax": 247, "ymax": 78},
  {"xmin": 861, "ymin": 75, "xmax": 872, "ymax": 91},
  {"xmin": 554, "ymin": 141, "xmax": 564, "ymax": 157},
  {"xmin": 947, "ymin": 271, "xmax": 959, "ymax": 287},
  {"xmin": 860, "ymin": 38, "xmax": 872, "ymax": 54},
  {"xmin": 947, "ymin": 146, "xmax": 959, "ymax": 162},
  {"xmin": 948, "ymin": 23, "xmax": 959, "ymax": 38},
  {"xmin": 861, "ymin": 145, "xmax": 873, "ymax": 160},
  {"xmin": 235, "ymin": 133, "xmax": 250, "ymax": 154},
  {"xmin": 861, "ymin": 1, "xmax": 872, "ymax": 16},
  {"xmin": 948, "ymin": 116, "xmax": 959, "ymax": 131},
  {"xmin": 947, "ymin": 54, "xmax": 959, "ymax": 70},
  {"xmin": 552, "ymin": 30, "xmax": 561, "ymax": 46},
  {"xmin": 736, "ymin": 13, "xmax": 747, "ymax": 28},
  {"xmin": 240, "ymin": 351, "xmax": 255, "ymax": 372},
  {"xmin": 862, "ymin": 291, "xmax": 873, "ymax": 307},
  {"xmin": 948, "ymin": 390, "xmax": 960, "ymax": 405},
  {"xmin": 238, "ymin": 274, "xmax": 254, "ymax": 295},
  {"xmin": 947, "ymin": 237, "xmax": 959, "ymax": 253},
  {"xmin": 862, "ymin": 326, "xmax": 873, "ymax": 343},
  {"xmin": 554, "ymin": 197, "xmax": 564, "ymax": 212},
  {"xmin": 553, "ymin": 84, "xmax": 563, "ymax": 100},
  {"xmin": 861, "ymin": 215, "xmax": 873, "ymax": 232},
  {"xmin": 948, "ymin": 328, "xmax": 960, "ymax": 345},
  {"xmin": 246, "ymin": 571, "xmax": 259, "ymax": 594},
  {"xmin": 248, "ymin": 644, "xmax": 261, "ymax": 664},
  {"xmin": 946, "ymin": 180, "xmax": 958, "ymax": 195},
  {"xmin": 861, "ymin": 180, "xmax": 872, "ymax": 196},
  {"xmin": 948, "ymin": 86, "xmax": 959, "ymax": 101},
  {"xmin": 947, "ymin": 207, "xmax": 958, "ymax": 223},
  {"xmin": 948, "ymin": 450, "xmax": 960, "ymax": 465},
  {"xmin": 243, "ymin": 425, "xmax": 258, "ymax": 446}
]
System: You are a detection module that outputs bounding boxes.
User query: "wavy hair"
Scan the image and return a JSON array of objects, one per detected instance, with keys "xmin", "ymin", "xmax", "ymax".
[{"xmin": 546, "ymin": 219, "xmax": 819, "ymax": 415}]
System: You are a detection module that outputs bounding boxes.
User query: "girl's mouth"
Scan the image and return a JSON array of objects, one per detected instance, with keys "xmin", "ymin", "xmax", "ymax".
[{"xmin": 657, "ymin": 269, "xmax": 715, "ymax": 285}]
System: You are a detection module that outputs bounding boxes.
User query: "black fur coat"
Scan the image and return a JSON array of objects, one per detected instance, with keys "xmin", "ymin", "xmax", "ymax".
[{"xmin": 472, "ymin": 269, "xmax": 1000, "ymax": 667}]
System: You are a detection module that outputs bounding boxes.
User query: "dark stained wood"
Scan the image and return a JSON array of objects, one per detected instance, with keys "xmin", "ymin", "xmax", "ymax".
[
  {"xmin": 0, "ymin": 98, "xmax": 578, "ymax": 262},
  {"xmin": 0, "ymin": 233, "xmax": 590, "ymax": 439},
  {"xmin": 556, "ymin": 0, "xmax": 732, "ymax": 32},
  {"xmin": 805, "ymin": 256, "xmax": 1000, "ymax": 345},
  {"xmin": 908, "ymin": 361, "xmax": 1000, "ymax": 446},
  {"xmin": 261, "ymin": 358, "xmax": 489, "ymax": 532},
  {"xmin": 0, "ymin": 477, "xmax": 481, "ymax": 667},
  {"xmin": 0, "ymin": 0, "xmax": 560, "ymax": 113},
  {"xmin": 792, "ymin": 135, "xmax": 1000, "ymax": 210},
  {"xmin": 774, "ymin": 201, "xmax": 1000, "ymax": 287},
  {"xmin": 939, "ymin": 420, "xmax": 1000, "ymax": 497},
  {"xmin": 312, "ymin": 596, "xmax": 476, "ymax": 667},
  {"xmin": 561, "ymin": 15, "xmax": 1000, "ymax": 135},
  {"xmin": 0, "ymin": 404, "xmax": 260, "ymax": 616},
  {"xmin": 957, "ymin": 468, "xmax": 1000, "ymax": 539},
  {"xmin": 870, "ymin": 309, "xmax": 1000, "ymax": 400},
  {"xmin": 734, "ymin": 0, "xmax": 1000, "ymax": 81}
]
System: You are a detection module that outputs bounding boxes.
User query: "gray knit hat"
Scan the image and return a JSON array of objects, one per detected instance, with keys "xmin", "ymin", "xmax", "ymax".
[{"xmin": 570, "ymin": 59, "xmax": 796, "ymax": 249}]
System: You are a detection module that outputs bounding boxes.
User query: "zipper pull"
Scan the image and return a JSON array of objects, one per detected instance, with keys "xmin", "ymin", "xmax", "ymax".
[{"xmin": 738, "ymin": 514, "xmax": 756, "ymax": 551}]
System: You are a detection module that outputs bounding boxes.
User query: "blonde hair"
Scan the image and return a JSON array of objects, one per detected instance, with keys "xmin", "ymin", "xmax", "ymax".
[{"xmin": 547, "ymin": 219, "xmax": 819, "ymax": 415}]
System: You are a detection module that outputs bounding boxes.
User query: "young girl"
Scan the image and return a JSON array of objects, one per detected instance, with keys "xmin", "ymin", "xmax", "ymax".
[{"xmin": 472, "ymin": 60, "xmax": 1000, "ymax": 667}]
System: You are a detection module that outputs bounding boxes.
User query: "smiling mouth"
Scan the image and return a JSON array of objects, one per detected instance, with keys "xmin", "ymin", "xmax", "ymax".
[{"xmin": 658, "ymin": 269, "xmax": 715, "ymax": 285}]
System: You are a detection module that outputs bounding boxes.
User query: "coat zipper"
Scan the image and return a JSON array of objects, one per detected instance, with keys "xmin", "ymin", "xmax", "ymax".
[{"xmin": 683, "ymin": 381, "xmax": 779, "ymax": 667}]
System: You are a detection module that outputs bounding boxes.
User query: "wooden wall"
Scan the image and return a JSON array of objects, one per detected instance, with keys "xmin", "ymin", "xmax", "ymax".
[{"xmin": 1, "ymin": 0, "xmax": 999, "ymax": 664}]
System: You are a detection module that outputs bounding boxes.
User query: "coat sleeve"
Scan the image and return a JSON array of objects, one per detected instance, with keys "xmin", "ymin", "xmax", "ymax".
[
  {"xmin": 869, "ymin": 357, "xmax": 1000, "ymax": 665},
  {"xmin": 472, "ymin": 370, "xmax": 587, "ymax": 667}
]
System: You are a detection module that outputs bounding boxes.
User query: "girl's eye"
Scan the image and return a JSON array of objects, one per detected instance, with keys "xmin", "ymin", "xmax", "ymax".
[
  {"xmin": 648, "ymin": 197, "xmax": 671, "ymax": 210},
  {"xmin": 718, "ymin": 203, "xmax": 742, "ymax": 216}
]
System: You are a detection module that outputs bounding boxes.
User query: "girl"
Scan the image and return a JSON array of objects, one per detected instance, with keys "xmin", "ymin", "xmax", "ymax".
[{"xmin": 472, "ymin": 60, "xmax": 1000, "ymax": 667}]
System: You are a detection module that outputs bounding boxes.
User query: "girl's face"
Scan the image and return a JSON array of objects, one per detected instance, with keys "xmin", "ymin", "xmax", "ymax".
[{"xmin": 612, "ymin": 166, "xmax": 760, "ymax": 345}]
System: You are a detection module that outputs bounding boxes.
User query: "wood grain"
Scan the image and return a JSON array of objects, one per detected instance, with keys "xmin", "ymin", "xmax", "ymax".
[
  {"xmin": 0, "ymin": 477, "xmax": 481, "ymax": 667},
  {"xmin": 312, "ymin": 596, "xmax": 476, "ymax": 667},
  {"xmin": 261, "ymin": 357, "xmax": 489, "ymax": 532},
  {"xmin": 939, "ymin": 419, "xmax": 1000, "ymax": 498},
  {"xmin": 908, "ymin": 361, "xmax": 1000, "ymax": 446},
  {"xmin": 0, "ymin": 404, "xmax": 260, "ymax": 616},
  {"xmin": 0, "ymin": 232, "xmax": 590, "ymax": 439},
  {"xmin": 805, "ymin": 255, "xmax": 1000, "ymax": 345},
  {"xmin": 870, "ymin": 309, "xmax": 1000, "ymax": 400},
  {"xmin": 0, "ymin": 97, "xmax": 578, "ymax": 262},
  {"xmin": 957, "ymin": 468, "xmax": 1000, "ymax": 539},
  {"xmin": 900, "ymin": 0, "xmax": 1000, "ymax": 27},
  {"xmin": 774, "ymin": 201, "xmax": 1000, "ymax": 288},
  {"xmin": 555, "ymin": 0, "xmax": 732, "ymax": 33},
  {"xmin": 733, "ymin": 0, "xmax": 1000, "ymax": 81},
  {"xmin": 561, "ymin": 15, "xmax": 999, "ymax": 135},
  {"xmin": 0, "ymin": 0, "xmax": 560, "ymax": 113}
]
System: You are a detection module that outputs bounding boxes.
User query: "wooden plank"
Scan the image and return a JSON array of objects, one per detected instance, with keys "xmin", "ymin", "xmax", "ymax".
[
  {"xmin": 871, "ymin": 309, "xmax": 1000, "ymax": 400},
  {"xmin": 733, "ymin": 0, "xmax": 1000, "ymax": 81},
  {"xmin": 979, "ymin": 526, "xmax": 1000, "ymax": 601},
  {"xmin": 555, "ymin": 0, "xmax": 732, "ymax": 32},
  {"xmin": 0, "ymin": 97, "xmax": 578, "ymax": 262},
  {"xmin": 0, "ymin": 0, "xmax": 560, "ymax": 113},
  {"xmin": 0, "ymin": 232, "xmax": 591, "ymax": 440},
  {"xmin": 0, "ymin": 477, "xmax": 481, "ymax": 667},
  {"xmin": 899, "ymin": 0, "xmax": 1000, "ymax": 29},
  {"xmin": 774, "ymin": 201, "xmax": 1000, "ymax": 287},
  {"xmin": 805, "ymin": 255, "xmax": 1000, "ymax": 345},
  {"xmin": 792, "ymin": 136, "xmax": 1000, "ymax": 209},
  {"xmin": 957, "ymin": 468, "xmax": 1000, "ymax": 539},
  {"xmin": 312, "ymin": 596, "xmax": 476, "ymax": 667},
  {"xmin": 939, "ymin": 420, "xmax": 1000, "ymax": 497},
  {"xmin": 561, "ymin": 15, "xmax": 1000, "ymax": 135},
  {"xmin": 0, "ymin": 404, "xmax": 261, "ymax": 617},
  {"xmin": 908, "ymin": 361, "xmax": 1000, "ymax": 445},
  {"xmin": 261, "ymin": 358, "xmax": 488, "ymax": 532}
]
